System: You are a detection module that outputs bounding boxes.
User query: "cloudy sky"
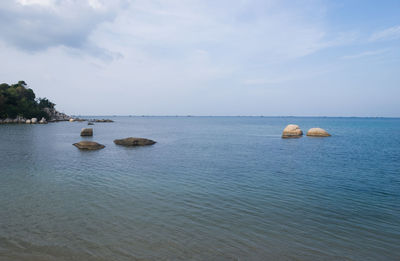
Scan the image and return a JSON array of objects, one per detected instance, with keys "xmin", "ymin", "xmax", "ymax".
[{"xmin": 0, "ymin": 0, "xmax": 399, "ymax": 116}]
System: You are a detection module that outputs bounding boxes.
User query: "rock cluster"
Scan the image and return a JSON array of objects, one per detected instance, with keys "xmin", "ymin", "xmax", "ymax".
[
  {"xmin": 0, "ymin": 116, "xmax": 28, "ymax": 124},
  {"xmin": 282, "ymin": 124, "xmax": 303, "ymax": 138},
  {"xmin": 114, "ymin": 137, "xmax": 156, "ymax": 146},
  {"xmin": 68, "ymin": 118, "xmax": 113, "ymax": 123},
  {"xmin": 94, "ymin": 119, "xmax": 114, "ymax": 123},
  {"xmin": 282, "ymin": 125, "xmax": 331, "ymax": 138},
  {"xmin": 73, "ymin": 126, "xmax": 156, "ymax": 151},
  {"xmin": 1, "ymin": 109, "xmax": 68, "ymax": 124}
]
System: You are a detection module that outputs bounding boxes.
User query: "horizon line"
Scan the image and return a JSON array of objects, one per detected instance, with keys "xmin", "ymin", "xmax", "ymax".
[{"xmin": 69, "ymin": 115, "xmax": 400, "ymax": 119}]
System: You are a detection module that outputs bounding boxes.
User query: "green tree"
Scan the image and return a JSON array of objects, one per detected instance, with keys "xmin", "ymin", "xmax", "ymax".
[{"xmin": 0, "ymin": 81, "xmax": 56, "ymax": 119}]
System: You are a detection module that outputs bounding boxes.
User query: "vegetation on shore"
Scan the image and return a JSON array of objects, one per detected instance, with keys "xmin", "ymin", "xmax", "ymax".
[{"xmin": 0, "ymin": 81, "xmax": 55, "ymax": 119}]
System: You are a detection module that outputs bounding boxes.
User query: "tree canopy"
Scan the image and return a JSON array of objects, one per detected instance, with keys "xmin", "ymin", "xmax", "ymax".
[{"xmin": 0, "ymin": 81, "xmax": 55, "ymax": 119}]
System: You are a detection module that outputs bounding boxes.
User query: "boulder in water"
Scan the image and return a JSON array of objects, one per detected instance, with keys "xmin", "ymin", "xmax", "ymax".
[
  {"xmin": 39, "ymin": 117, "xmax": 47, "ymax": 124},
  {"xmin": 26, "ymin": 119, "xmax": 31, "ymax": 124},
  {"xmin": 80, "ymin": 128, "xmax": 93, "ymax": 136},
  {"xmin": 282, "ymin": 124, "xmax": 303, "ymax": 138},
  {"xmin": 306, "ymin": 128, "xmax": 331, "ymax": 137},
  {"xmin": 73, "ymin": 141, "xmax": 105, "ymax": 150},
  {"xmin": 31, "ymin": 118, "xmax": 38, "ymax": 124},
  {"xmin": 114, "ymin": 137, "xmax": 156, "ymax": 146},
  {"xmin": 69, "ymin": 118, "xmax": 75, "ymax": 122}
]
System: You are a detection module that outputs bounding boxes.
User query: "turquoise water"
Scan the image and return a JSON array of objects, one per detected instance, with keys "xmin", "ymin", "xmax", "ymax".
[{"xmin": 0, "ymin": 117, "xmax": 399, "ymax": 260}]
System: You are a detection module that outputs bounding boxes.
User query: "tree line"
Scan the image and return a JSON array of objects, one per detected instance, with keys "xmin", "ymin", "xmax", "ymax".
[{"xmin": 0, "ymin": 81, "xmax": 55, "ymax": 119}]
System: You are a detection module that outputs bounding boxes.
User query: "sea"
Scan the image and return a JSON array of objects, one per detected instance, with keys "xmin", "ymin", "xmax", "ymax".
[{"xmin": 0, "ymin": 116, "xmax": 399, "ymax": 261}]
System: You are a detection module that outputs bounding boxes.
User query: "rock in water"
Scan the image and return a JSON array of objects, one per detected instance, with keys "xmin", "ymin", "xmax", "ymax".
[
  {"xmin": 26, "ymin": 119, "xmax": 31, "ymax": 124},
  {"xmin": 306, "ymin": 128, "xmax": 331, "ymax": 137},
  {"xmin": 69, "ymin": 118, "xmax": 75, "ymax": 122},
  {"xmin": 39, "ymin": 117, "xmax": 47, "ymax": 124},
  {"xmin": 114, "ymin": 137, "xmax": 156, "ymax": 146},
  {"xmin": 31, "ymin": 118, "xmax": 38, "ymax": 124},
  {"xmin": 80, "ymin": 128, "xmax": 93, "ymax": 136},
  {"xmin": 95, "ymin": 119, "xmax": 114, "ymax": 123},
  {"xmin": 282, "ymin": 124, "xmax": 303, "ymax": 138},
  {"xmin": 73, "ymin": 141, "xmax": 105, "ymax": 150}
]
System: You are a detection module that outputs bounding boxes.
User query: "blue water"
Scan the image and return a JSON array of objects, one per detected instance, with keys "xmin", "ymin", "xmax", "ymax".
[{"xmin": 0, "ymin": 117, "xmax": 399, "ymax": 260}]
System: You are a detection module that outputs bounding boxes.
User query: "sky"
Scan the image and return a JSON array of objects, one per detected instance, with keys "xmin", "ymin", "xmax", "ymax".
[{"xmin": 0, "ymin": 0, "xmax": 399, "ymax": 117}]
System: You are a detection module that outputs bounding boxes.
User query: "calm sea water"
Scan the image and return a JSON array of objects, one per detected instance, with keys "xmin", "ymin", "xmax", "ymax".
[{"xmin": 0, "ymin": 117, "xmax": 399, "ymax": 261}]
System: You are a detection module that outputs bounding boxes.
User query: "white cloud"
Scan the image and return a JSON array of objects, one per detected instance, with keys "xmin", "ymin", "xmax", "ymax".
[
  {"xmin": 0, "ymin": 0, "xmax": 125, "ymax": 57},
  {"xmin": 370, "ymin": 25, "xmax": 400, "ymax": 42},
  {"xmin": 17, "ymin": 0, "xmax": 54, "ymax": 7},
  {"xmin": 341, "ymin": 49, "xmax": 387, "ymax": 60}
]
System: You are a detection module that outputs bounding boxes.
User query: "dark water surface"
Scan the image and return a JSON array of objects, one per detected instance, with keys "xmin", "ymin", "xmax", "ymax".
[{"xmin": 0, "ymin": 117, "xmax": 399, "ymax": 260}]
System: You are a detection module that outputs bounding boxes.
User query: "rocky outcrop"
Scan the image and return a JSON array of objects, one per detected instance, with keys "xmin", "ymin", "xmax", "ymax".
[
  {"xmin": 0, "ymin": 117, "xmax": 26, "ymax": 124},
  {"xmin": 80, "ymin": 128, "xmax": 93, "ymax": 136},
  {"xmin": 282, "ymin": 124, "xmax": 303, "ymax": 138},
  {"xmin": 306, "ymin": 128, "xmax": 331, "ymax": 137},
  {"xmin": 69, "ymin": 118, "xmax": 86, "ymax": 122},
  {"xmin": 114, "ymin": 137, "xmax": 156, "ymax": 146},
  {"xmin": 73, "ymin": 141, "xmax": 105, "ymax": 150},
  {"xmin": 43, "ymin": 107, "xmax": 71, "ymax": 122}
]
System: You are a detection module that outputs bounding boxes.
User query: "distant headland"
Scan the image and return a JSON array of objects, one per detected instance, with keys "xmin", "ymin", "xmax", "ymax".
[{"xmin": 0, "ymin": 81, "xmax": 70, "ymax": 123}]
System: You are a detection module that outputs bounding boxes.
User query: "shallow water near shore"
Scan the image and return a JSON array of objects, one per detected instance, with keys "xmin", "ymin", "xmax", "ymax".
[{"xmin": 0, "ymin": 116, "xmax": 399, "ymax": 260}]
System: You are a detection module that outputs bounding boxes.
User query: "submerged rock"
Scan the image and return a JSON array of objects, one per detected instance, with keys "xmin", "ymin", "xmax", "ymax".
[
  {"xmin": 73, "ymin": 141, "xmax": 105, "ymax": 150},
  {"xmin": 306, "ymin": 128, "xmax": 331, "ymax": 137},
  {"xmin": 282, "ymin": 124, "xmax": 303, "ymax": 138},
  {"xmin": 114, "ymin": 137, "xmax": 156, "ymax": 146},
  {"xmin": 80, "ymin": 128, "xmax": 93, "ymax": 136}
]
